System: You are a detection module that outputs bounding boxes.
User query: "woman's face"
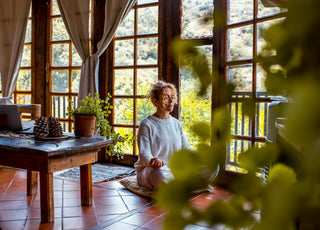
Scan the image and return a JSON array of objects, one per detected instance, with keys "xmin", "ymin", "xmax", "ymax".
[{"xmin": 155, "ymin": 88, "xmax": 177, "ymax": 113}]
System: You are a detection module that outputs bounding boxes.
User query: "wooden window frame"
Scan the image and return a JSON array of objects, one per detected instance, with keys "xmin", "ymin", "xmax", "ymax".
[{"xmin": 224, "ymin": 0, "xmax": 286, "ymax": 171}]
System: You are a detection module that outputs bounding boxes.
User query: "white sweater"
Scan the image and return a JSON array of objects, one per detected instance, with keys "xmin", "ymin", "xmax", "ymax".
[{"xmin": 134, "ymin": 115, "xmax": 191, "ymax": 173}]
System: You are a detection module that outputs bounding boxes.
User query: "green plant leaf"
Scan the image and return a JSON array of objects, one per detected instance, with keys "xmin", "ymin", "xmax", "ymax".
[
  {"xmin": 169, "ymin": 149, "xmax": 203, "ymax": 180},
  {"xmin": 191, "ymin": 122, "xmax": 211, "ymax": 141},
  {"xmin": 239, "ymin": 144, "xmax": 280, "ymax": 172},
  {"xmin": 267, "ymin": 163, "xmax": 296, "ymax": 187},
  {"xmin": 211, "ymin": 107, "xmax": 231, "ymax": 143},
  {"xmin": 205, "ymin": 198, "xmax": 254, "ymax": 228},
  {"xmin": 231, "ymin": 172, "xmax": 264, "ymax": 199}
]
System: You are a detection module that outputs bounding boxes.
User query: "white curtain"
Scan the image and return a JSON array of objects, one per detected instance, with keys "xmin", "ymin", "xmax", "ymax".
[
  {"xmin": 0, "ymin": 0, "xmax": 31, "ymax": 98},
  {"xmin": 57, "ymin": 0, "xmax": 136, "ymax": 103}
]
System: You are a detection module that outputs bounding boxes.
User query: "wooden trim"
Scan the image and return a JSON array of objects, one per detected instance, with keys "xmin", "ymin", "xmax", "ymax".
[
  {"xmin": 159, "ymin": 0, "xmax": 181, "ymax": 119},
  {"xmin": 213, "ymin": 0, "xmax": 227, "ymax": 174},
  {"xmin": 93, "ymin": 0, "xmax": 108, "ymax": 99},
  {"xmin": 32, "ymin": 0, "xmax": 50, "ymax": 116}
]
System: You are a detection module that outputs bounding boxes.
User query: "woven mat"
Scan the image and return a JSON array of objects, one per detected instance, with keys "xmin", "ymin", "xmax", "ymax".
[
  {"xmin": 54, "ymin": 163, "xmax": 135, "ymax": 183},
  {"xmin": 120, "ymin": 175, "xmax": 153, "ymax": 198}
]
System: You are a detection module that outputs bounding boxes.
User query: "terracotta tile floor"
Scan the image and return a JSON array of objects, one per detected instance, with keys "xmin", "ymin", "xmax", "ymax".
[{"xmin": 0, "ymin": 166, "xmax": 233, "ymax": 230}]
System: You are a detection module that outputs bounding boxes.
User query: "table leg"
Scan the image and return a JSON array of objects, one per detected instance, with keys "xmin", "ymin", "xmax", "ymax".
[
  {"xmin": 40, "ymin": 172, "xmax": 54, "ymax": 223},
  {"xmin": 27, "ymin": 170, "xmax": 38, "ymax": 196},
  {"xmin": 80, "ymin": 164, "xmax": 93, "ymax": 206}
]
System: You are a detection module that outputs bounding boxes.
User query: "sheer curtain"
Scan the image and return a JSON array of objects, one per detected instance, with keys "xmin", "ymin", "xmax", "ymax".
[
  {"xmin": 0, "ymin": 0, "xmax": 31, "ymax": 99},
  {"xmin": 57, "ymin": 0, "xmax": 136, "ymax": 103}
]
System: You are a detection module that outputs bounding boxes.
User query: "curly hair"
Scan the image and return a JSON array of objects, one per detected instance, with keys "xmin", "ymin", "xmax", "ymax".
[{"xmin": 146, "ymin": 81, "xmax": 177, "ymax": 105}]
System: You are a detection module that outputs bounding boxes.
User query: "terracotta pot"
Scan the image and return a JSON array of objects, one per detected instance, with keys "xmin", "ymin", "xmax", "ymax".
[{"xmin": 73, "ymin": 114, "xmax": 96, "ymax": 137}]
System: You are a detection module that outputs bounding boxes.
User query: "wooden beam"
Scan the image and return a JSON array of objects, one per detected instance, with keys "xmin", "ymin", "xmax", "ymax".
[
  {"xmin": 32, "ymin": 0, "xmax": 50, "ymax": 116},
  {"xmin": 159, "ymin": 0, "xmax": 181, "ymax": 119},
  {"xmin": 93, "ymin": 0, "xmax": 108, "ymax": 100}
]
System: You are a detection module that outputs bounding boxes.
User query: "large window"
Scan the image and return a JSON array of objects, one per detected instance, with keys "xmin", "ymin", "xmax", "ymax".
[
  {"xmin": 112, "ymin": 0, "xmax": 159, "ymax": 155},
  {"xmin": 49, "ymin": 0, "xmax": 89, "ymax": 131},
  {"xmin": 226, "ymin": 0, "xmax": 286, "ymax": 171}
]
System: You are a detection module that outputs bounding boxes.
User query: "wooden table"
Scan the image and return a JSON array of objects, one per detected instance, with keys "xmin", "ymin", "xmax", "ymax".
[{"xmin": 0, "ymin": 134, "xmax": 113, "ymax": 223}]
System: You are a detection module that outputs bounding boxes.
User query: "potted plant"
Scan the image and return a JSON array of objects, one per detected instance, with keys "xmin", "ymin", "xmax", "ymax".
[
  {"xmin": 67, "ymin": 93, "xmax": 130, "ymax": 159},
  {"xmin": 67, "ymin": 93, "xmax": 111, "ymax": 137}
]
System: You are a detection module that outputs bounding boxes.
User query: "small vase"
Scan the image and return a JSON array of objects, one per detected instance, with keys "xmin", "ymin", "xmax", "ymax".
[{"xmin": 73, "ymin": 113, "xmax": 96, "ymax": 137}]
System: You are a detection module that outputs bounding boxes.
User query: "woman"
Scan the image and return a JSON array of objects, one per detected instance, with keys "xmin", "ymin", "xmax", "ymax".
[{"xmin": 134, "ymin": 81, "xmax": 191, "ymax": 189}]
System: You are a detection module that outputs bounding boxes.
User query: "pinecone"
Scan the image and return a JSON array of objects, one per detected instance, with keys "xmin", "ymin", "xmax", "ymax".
[
  {"xmin": 33, "ymin": 116, "xmax": 49, "ymax": 138},
  {"xmin": 48, "ymin": 116, "xmax": 63, "ymax": 137}
]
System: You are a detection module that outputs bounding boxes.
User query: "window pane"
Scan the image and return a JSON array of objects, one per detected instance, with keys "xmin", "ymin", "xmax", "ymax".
[
  {"xmin": 114, "ymin": 98, "xmax": 134, "ymax": 125},
  {"xmin": 17, "ymin": 70, "xmax": 31, "ymax": 91},
  {"xmin": 114, "ymin": 127, "xmax": 134, "ymax": 154},
  {"xmin": 256, "ymin": 64, "xmax": 266, "ymax": 93},
  {"xmin": 258, "ymin": 0, "xmax": 285, "ymax": 18},
  {"xmin": 52, "ymin": 17, "xmax": 69, "ymax": 41},
  {"xmin": 137, "ymin": 37, "xmax": 158, "ymax": 65},
  {"xmin": 52, "ymin": 43, "xmax": 69, "ymax": 66},
  {"xmin": 114, "ymin": 69, "xmax": 134, "ymax": 95},
  {"xmin": 51, "ymin": 0, "xmax": 60, "ymax": 16},
  {"xmin": 257, "ymin": 19, "xmax": 283, "ymax": 55},
  {"xmin": 71, "ymin": 96, "xmax": 78, "ymax": 114},
  {"xmin": 227, "ymin": 139, "xmax": 251, "ymax": 171},
  {"xmin": 181, "ymin": 67, "xmax": 212, "ymax": 147},
  {"xmin": 230, "ymin": 102, "xmax": 251, "ymax": 136},
  {"xmin": 228, "ymin": 0, "xmax": 253, "ymax": 24},
  {"xmin": 227, "ymin": 25, "xmax": 253, "ymax": 61},
  {"xmin": 71, "ymin": 70, "xmax": 80, "ymax": 93},
  {"xmin": 21, "ymin": 45, "xmax": 31, "ymax": 67},
  {"xmin": 228, "ymin": 65, "xmax": 252, "ymax": 92},
  {"xmin": 181, "ymin": 0, "xmax": 213, "ymax": 38},
  {"xmin": 116, "ymin": 10, "xmax": 134, "ymax": 37},
  {"xmin": 16, "ymin": 94, "xmax": 31, "ymax": 105},
  {"xmin": 52, "ymin": 70, "xmax": 69, "ymax": 92},
  {"xmin": 114, "ymin": 39, "xmax": 134, "ymax": 66},
  {"xmin": 137, "ymin": 68, "xmax": 158, "ymax": 95},
  {"xmin": 136, "ymin": 98, "xmax": 155, "ymax": 125},
  {"xmin": 25, "ymin": 19, "xmax": 32, "ymax": 43},
  {"xmin": 52, "ymin": 96, "xmax": 68, "ymax": 118},
  {"xmin": 138, "ymin": 0, "xmax": 158, "ymax": 4},
  {"xmin": 72, "ymin": 45, "xmax": 82, "ymax": 66},
  {"xmin": 60, "ymin": 121, "xmax": 69, "ymax": 132},
  {"xmin": 256, "ymin": 102, "xmax": 268, "ymax": 137},
  {"xmin": 137, "ymin": 6, "xmax": 158, "ymax": 35},
  {"xmin": 180, "ymin": 45, "xmax": 212, "ymax": 147}
]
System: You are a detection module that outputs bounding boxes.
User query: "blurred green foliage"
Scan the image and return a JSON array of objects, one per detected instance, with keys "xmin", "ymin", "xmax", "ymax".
[{"xmin": 157, "ymin": 0, "xmax": 320, "ymax": 229}]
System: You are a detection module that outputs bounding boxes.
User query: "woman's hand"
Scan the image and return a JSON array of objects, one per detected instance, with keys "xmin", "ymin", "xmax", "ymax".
[{"xmin": 149, "ymin": 158, "xmax": 164, "ymax": 168}]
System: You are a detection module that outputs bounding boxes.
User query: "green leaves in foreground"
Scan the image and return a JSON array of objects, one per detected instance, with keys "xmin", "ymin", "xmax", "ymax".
[
  {"xmin": 239, "ymin": 144, "xmax": 280, "ymax": 172},
  {"xmin": 171, "ymin": 38, "xmax": 212, "ymax": 97},
  {"xmin": 204, "ymin": 198, "xmax": 255, "ymax": 229}
]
